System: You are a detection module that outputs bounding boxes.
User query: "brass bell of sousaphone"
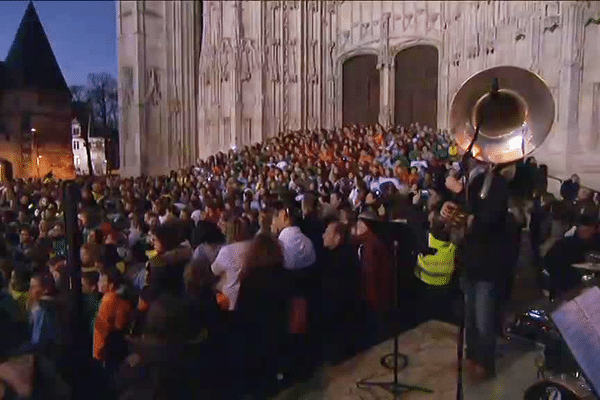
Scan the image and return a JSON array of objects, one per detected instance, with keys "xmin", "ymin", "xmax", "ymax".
[{"xmin": 449, "ymin": 66, "xmax": 555, "ymax": 198}]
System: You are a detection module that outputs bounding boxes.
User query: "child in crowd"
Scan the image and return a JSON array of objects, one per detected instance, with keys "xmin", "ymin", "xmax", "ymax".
[
  {"xmin": 27, "ymin": 272, "xmax": 61, "ymax": 348},
  {"xmin": 9, "ymin": 269, "xmax": 29, "ymax": 323},
  {"xmin": 93, "ymin": 268, "xmax": 132, "ymax": 374},
  {"xmin": 82, "ymin": 270, "xmax": 102, "ymax": 339}
]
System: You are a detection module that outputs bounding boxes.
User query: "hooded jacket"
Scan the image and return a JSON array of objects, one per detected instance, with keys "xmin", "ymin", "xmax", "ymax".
[{"xmin": 147, "ymin": 244, "xmax": 193, "ymax": 300}]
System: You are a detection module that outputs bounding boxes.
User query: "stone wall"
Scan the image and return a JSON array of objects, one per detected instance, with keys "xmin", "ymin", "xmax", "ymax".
[
  {"xmin": 0, "ymin": 89, "xmax": 74, "ymax": 179},
  {"xmin": 118, "ymin": 1, "xmax": 600, "ymax": 189},
  {"xmin": 442, "ymin": 1, "xmax": 600, "ymax": 188}
]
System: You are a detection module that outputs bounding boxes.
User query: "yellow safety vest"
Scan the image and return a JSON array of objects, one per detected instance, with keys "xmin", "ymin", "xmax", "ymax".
[{"xmin": 414, "ymin": 233, "xmax": 456, "ymax": 286}]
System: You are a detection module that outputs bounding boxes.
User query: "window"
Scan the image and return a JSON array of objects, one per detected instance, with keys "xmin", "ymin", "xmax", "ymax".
[
  {"xmin": 73, "ymin": 126, "xmax": 81, "ymax": 137},
  {"xmin": 73, "ymin": 140, "xmax": 80, "ymax": 150},
  {"xmin": 74, "ymin": 155, "xmax": 80, "ymax": 165}
]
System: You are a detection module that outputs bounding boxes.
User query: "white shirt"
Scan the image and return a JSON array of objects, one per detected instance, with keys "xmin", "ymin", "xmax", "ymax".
[
  {"xmin": 564, "ymin": 226, "xmax": 576, "ymax": 238},
  {"xmin": 211, "ymin": 241, "xmax": 252, "ymax": 310},
  {"xmin": 370, "ymin": 177, "xmax": 403, "ymax": 192},
  {"xmin": 128, "ymin": 227, "xmax": 142, "ymax": 247},
  {"xmin": 410, "ymin": 160, "xmax": 428, "ymax": 170},
  {"xmin": 278, "ymin": 226, "xmax": 316, "ymax": 270},
  {"xmin": 190, "ymin": 209, "xmax": 203, "ymax": 225}
]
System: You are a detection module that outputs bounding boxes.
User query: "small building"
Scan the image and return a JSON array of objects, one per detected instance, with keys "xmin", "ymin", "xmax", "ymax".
[
  {"xmin": 71, "ymin": 102, "xmax": 119, "ymax": 176},
  {"xmin": 71, "ymin": 119, "xmax": 107, "ymax": 176},
  {"xmin": 0, "ymin": 2, "xmax": 74, "ymax": 180}
]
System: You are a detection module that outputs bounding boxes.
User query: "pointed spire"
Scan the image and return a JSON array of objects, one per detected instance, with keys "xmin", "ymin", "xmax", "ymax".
[{"xmin": 4, "ymin": 1, "xmax": 69, "ymax": 92}]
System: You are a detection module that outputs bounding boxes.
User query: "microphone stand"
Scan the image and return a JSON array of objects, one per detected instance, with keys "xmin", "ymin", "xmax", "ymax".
[
  {"xmin": 356, "ymin": 238, "xmax": 433, "ymax": 397},
  {"xmin": 455, "ymin": 139, "xmax": 476, "ymax": 400}
]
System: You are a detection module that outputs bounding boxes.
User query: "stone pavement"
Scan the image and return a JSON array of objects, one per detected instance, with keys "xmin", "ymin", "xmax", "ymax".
[
  {"xmin": 273, "ymin": 320, "xmax": 543, "ymax": 400},
  {"xmin": 272, "ymin": 230, "xmax": 549, "ymax": 400}
]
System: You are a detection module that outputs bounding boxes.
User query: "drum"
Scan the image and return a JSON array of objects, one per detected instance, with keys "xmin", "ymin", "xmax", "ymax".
[
  {"xmin": 507, "ymin": 309, "xmax": 580, "ymax": 375},
  {"xmin": 524, "ymin": 375, "xmax": 594, "ymax": 400}
]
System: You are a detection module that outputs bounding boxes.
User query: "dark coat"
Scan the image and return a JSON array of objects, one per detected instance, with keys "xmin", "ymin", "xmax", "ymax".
[
  {"xmin": 228, "ymin": 266, "xmax": 291, "ymax": 395},
  {"xmin": 320, "ymin": 243, "xmax": 361, "ymax": 359},
  {"xmin": 115, "ymin": 339, "xmax": 216, "ymax": 400},
  {"xmin": 560, "ymin": 179, "xmax": 579, "ymax": 202},
  {"xmin": 544, "ymin": 234, "xmax": 600, "ymax": 297},
  {"xmin": 146, "ymin": 246, "xmax": 192, "ymax": 300},
  {"xmin": 459, "ymin": 173, "xmax": 514, "ymax": 282},
  {"xmin": 321, "ymin": 244, "xmax": 360, "ymax": 317}
]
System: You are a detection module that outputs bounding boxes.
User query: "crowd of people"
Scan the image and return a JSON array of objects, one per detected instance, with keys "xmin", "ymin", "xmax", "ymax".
[{"xmin": 0, "ymin": 121, "xmax": 599, "ymax": 398}]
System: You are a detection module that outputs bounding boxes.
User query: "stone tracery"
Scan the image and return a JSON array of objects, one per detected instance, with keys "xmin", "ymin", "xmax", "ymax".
[{"xmin": 119, "ymin": 0, "xmax": 600, "ymax": 188}]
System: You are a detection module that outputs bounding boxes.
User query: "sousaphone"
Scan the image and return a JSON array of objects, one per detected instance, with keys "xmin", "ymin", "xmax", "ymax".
[
  {"xmin": 444, "ymin": 66, "xmax": 556, "ymax": 221},
  {"xmin": 449, "ymin": 66, "xmax": 555, "ymax": 165}
]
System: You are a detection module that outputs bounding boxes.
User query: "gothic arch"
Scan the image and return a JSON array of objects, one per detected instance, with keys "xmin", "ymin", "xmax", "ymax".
[
  {"xmin": 393, "ymin": 44, "xmax": 439, "ymax": 130},
  {"xmin": 341, "ymin": 53, "xmax": 380, "ymax": 127},
  {"xmin": 335, "ymin": 48, "xmax": 380, "ymax": 127}
]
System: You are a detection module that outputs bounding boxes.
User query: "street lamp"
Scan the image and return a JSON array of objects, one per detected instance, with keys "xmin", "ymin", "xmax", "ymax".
[{"xmin": 31, "ymin": 128, "xmax": 40, "ymax": 177}]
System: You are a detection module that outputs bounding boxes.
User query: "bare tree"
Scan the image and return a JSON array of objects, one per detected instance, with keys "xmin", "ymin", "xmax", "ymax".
[
  {"xmin": 71, "ymin": 101, "xmax": 95, "ymax": 176},
  {"xmin": 69, "ymin": 85, "xmax": 88, "ymax": 103},
  {"xmin": 87, "ymin": 73, "xmax": 118, "ymax": 129}
]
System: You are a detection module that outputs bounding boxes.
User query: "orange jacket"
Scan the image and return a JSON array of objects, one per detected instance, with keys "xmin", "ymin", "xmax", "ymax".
[
  {"xmin": 359, "ymin": 154, "xmax": 373, "ymax": 165},
  {"xmin": 216, "ymin": 292, "xmax": 230, "ymax": 311},
  {"xmin": 319, "ymin": 151, "xmax": 333, "ymax": 163},
  {"xmin": 93, "ymin": 291, "xmax": 132, "ymax": 361}
]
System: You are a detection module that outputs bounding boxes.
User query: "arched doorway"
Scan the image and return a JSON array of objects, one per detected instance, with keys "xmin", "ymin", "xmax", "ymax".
[
  {"xmin": 343, "ymin": 54, "xmax": 380, "ymax": 127},
  {"xmin": 394, "ymin": 45, "xmax": 438, "ymax": 129},
  {"xmin": 0, "ymin": 159, "xmax": 13, "ymax": 182}
]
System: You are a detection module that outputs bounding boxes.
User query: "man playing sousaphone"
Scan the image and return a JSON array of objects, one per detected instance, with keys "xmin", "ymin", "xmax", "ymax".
[
  {"xmin": 440, "ymin": 162, "xmax": 520, "ymax": 382},
  {"xmin": 440, "ymin": 64, "xmax": 556, "ymax": 387}
]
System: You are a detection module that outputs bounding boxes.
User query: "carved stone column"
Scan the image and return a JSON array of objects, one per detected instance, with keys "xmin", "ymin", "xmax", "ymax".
[
  {"xmin": 378, "ymin": 12, "xmax": 393, "ymax": 127},
  {"xmin": 558, "ymin": 1, "xmax": 585, "ymax": 171},
  {"xmin": 438, "ymin": 1, "xmax": 450, "ymax": 130},
  {"xmin": 232, "ymin": 0, "xmax": 243, "ymax": 149},
  {"xmin": 118, "ymin": 0, "xmax": 146, "ymax": 177}
]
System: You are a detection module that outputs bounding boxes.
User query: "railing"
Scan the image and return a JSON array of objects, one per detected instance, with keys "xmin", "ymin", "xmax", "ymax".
[{"xmin": 548, "ymin": 175, "xmax": 598, "ymax": 194}]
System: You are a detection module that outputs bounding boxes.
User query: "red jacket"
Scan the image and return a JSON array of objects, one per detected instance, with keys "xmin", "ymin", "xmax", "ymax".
[{"xmin": 355, "ymin": 231, "xmax": 393, "ymax": 311}]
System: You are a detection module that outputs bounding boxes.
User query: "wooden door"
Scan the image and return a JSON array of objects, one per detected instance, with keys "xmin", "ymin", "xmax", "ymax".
[
  {"xmin": 343, "ymin": 55, "xmax": 380, "ymax": 127},
  {"xmin": 394, "ymin": 45, "xmax": 438, "ymax": 130}
]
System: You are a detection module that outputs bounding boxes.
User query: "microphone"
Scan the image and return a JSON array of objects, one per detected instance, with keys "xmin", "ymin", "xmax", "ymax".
[{"xmin": 479, "ymin": 165, "xmax": 495, "ymax": 200}]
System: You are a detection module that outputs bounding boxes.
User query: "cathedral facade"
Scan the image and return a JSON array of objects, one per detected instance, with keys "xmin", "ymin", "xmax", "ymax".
[{"xmin": 118, "ymin": 1, "xmax": 600, "ymax": 188}]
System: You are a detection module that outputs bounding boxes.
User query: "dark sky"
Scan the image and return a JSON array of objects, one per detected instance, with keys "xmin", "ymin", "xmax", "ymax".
[{"xmin": 0, "ymin": 1, "xmax": 117, "ymax": 87}]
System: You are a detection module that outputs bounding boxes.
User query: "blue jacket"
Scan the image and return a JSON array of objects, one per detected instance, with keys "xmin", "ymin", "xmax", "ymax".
[{"xmin": 30, "ymin": 298, "xmax": 60, "ymax": 347}]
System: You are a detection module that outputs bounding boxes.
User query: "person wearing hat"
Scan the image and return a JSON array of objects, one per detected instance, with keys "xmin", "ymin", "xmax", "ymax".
[
  {"xmin": 353, "ymin": 210, "xmax": 393, "ymax": 347},
  {"xmin": 544, "ymin": 214, "xmax": 600, "ymax": 299}
]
